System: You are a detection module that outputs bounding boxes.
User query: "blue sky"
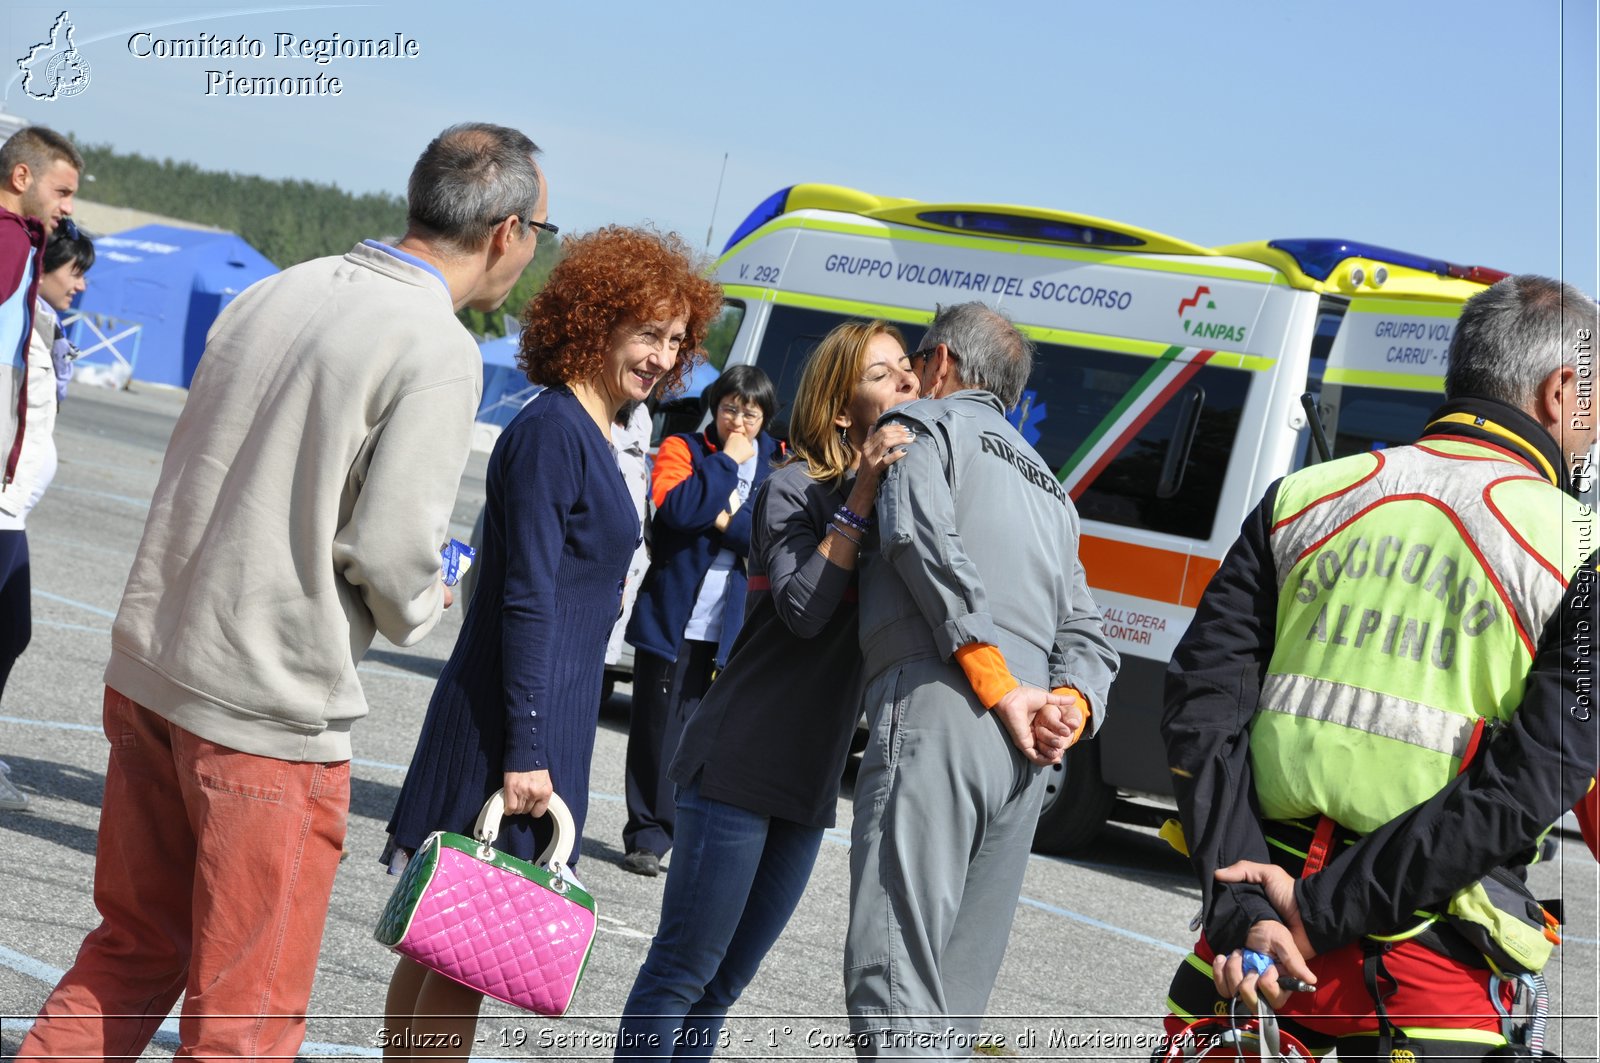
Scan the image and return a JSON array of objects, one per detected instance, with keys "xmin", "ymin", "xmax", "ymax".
[{"xmin": 3, "ymin": 0, "xmax": 1595, "ymax": 293}]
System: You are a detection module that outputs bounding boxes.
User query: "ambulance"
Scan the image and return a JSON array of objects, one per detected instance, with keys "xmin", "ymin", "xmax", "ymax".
[{"xmin": 702, "ymin": 183, "xmax": 1507, "ymax": 854}]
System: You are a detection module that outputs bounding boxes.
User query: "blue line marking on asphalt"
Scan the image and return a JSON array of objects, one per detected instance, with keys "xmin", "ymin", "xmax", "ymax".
[
  {"xmin": 47, "ymin": 483, "xmax": 152, "ymax": 509},
  {"xmin": 0, "ymin": 942, "xmax": 445, "ymax": 1058},
  {"xmin": 34, "ymin": 619, "xmax": 111, "ymax": 636},
  {"xmin": 0, "ymin": 944, "xmax": 64, "ymax": 984},
  {"xmin": 0, "ymin": 714, "xmax": 98, "ymax": 733},
  {"xmin": 32, "ymin": 590, "xmax": 117, "ymax": 619},
  {"xmin": 0, "ymin": 718, "xmax": 630, "ymax": 814},
  {"xmin": 32, "ymin": 721, "xmax": 1598, "ymax": 958},
  {"xmin": 28, "ymin": 590, "xmax": 435, "ymax": 685},
  {"xmin": 351, "ymin": 756, "xmax": 409, "ymax": 771},
  {"xmin": 0, "ymin": 1016, "xmax": 388, "ymax": 1059},
  {"xmin": 355, "ymin": 664, "xmax": 435, "ymax": 685},
  {"xmin": 1015, "ymin": 896, "xmax": 1188, "ymax": 954}
]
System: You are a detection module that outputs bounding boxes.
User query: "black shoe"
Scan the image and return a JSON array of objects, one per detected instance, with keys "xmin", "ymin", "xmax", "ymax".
[{"xmin": 621, "ymin": 850, "xmax": 661, "ymax": 877}]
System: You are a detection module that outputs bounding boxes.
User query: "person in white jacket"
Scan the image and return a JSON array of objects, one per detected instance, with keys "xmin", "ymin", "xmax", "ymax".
[
  {"xmin": 0, "ymin": 213, "xmax": 93, "ymax": 812},
  {"xmin": 606, "ymin": 399, "xmax": 654, "ymax": 669}
]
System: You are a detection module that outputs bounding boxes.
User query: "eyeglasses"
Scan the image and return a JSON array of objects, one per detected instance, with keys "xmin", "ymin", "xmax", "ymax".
[
  {"xmin": 909, "ymin": 344, "xmax": 958, "ymax": 367},
  {"xmin": 57, "ymin": 218, "xmax": 80, "ymax": 240},
  {"xmin": 509, "ymin": 214, "xmax": 559, "ymax": 236},
  {"xmin": 717, "ymin": 404, "xmax": 764, "ymax": 425}
]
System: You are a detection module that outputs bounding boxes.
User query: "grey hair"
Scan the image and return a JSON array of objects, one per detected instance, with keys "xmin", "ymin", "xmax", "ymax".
[
  {"xmin": 1445, "ymin": 274, "xmax": 1598, "ymax": 408},
  {"xmin": 920, "ymin": 301, "xmax": 1035, "ymax": 409},
  {"xmin": 406, "ymin": 123, "xmax": 541, "ymax": 252}
]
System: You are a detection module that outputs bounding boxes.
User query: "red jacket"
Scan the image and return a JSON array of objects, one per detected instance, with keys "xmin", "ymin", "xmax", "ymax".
[{"xmin": 0, "ymin": 205, "xmax": 46, "ymax": 487}]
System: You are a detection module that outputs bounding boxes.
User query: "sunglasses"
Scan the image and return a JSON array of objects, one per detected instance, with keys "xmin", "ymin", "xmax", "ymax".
[{"xmin": 909, "ymin": 344, "xmax": 959, "ymax": 365}]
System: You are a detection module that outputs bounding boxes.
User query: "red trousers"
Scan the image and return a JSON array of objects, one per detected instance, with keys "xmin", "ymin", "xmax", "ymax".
[{"xmin": 17, "ymin": 688, "xmax": 349, "ymax": 1061}]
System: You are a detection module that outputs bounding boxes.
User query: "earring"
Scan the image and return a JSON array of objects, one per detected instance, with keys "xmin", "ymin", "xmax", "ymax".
[{"xmin": 838, "ymin": 426, "xmax": 852, "ymax": 451}]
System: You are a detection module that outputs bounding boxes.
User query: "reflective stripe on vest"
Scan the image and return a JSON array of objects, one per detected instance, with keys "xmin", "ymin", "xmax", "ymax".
[{"xmin": 1258, "ymin": 673, "xmax": 1476, "ymax": 758}]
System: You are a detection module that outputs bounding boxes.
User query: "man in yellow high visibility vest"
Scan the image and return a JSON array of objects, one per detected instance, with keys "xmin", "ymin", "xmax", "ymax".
[{"xmin": 1160, "ymin": 274, "xmax": 1597, "ymax": 1060}]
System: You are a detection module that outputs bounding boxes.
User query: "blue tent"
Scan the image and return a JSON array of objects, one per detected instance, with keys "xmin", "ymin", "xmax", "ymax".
[
  {"xmin": 474, "ymin": 331, "xmax": 722, "ymax": 427},
  {"xmin": 477, "ymin": 331, "xmax": 535, "ymax": 428},
  {"xmin": 72, "ymin": 225, "xmax": 277, "ymax": 388}
]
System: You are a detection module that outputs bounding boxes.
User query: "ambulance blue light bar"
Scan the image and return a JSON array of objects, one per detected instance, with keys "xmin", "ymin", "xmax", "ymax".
[
  {"xmin": 917, "ymin": 210, "xmax": 1145, "ymax": 248},
  {"xmin": 1268, "ymin": 238, "xmax": 1509, "ymax": 285},
  {"xmin": 723, "ymin": 186, "xmax": 793, "ymax": 254}
]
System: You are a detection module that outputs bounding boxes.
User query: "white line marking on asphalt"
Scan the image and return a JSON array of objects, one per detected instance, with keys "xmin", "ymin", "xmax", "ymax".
[{"xmin": 597, "ymin": 914, "xmax": 653, "ymax": 940}]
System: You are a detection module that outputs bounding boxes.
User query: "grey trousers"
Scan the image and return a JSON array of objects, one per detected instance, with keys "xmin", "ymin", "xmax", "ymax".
[{"xmin": 843, "ymin": 658, "xmax": 1049, "ymax": 1059}]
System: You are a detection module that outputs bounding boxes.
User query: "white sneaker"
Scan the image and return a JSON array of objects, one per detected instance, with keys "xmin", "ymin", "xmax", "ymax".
[{"xmin": 0, "ymin": 769, "xmax": 28, "ymax": 811}]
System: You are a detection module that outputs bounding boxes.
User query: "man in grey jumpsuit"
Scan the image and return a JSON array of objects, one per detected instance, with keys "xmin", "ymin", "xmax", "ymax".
[{"xmin": 844, "ymin": 302, "xmax": 1119, "ymax": 1057}]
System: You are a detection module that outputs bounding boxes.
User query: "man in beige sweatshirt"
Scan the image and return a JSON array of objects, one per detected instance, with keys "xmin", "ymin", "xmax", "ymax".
[{"xmin": 18, "ymin": 122, "xmax": 551, "ymax": 1063}]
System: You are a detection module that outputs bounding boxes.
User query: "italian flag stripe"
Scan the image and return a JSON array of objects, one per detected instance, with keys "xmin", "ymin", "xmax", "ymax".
[{"xmin": 1060, "ymin": 348, "xmax": 1217, "ymax": 499}]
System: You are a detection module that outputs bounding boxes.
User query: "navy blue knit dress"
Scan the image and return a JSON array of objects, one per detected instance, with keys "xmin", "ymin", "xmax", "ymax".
[{"xmin": 386, "ymin": 386, "xmax": 638, "ymax": 867}]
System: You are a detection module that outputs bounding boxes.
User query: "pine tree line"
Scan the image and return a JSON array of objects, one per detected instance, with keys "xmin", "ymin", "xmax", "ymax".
[{"xmin": 73, "ymin": 141, "xmax": 559, "ymax": 338}]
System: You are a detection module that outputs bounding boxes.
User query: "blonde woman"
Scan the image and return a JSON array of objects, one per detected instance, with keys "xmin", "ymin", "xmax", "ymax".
[{"xmin": 616, "ymin": 321, "xmax": 918, "ymax": 1059}]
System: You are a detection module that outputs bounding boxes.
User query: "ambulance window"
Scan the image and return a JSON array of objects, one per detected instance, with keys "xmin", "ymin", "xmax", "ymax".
[
  {"xmin": 1292, "ymin": 304, "xmax": 1348, "ymax": 470},
  {"xmin": 701, "ymin": 301, "xmax": 746, "ymax": 371},
  {"xmin": 1022, "ymin": 342, "xmax": 1249, "ymax": 538},
  {"xmin": 1320, "ymin": 385, "xmax": 1438, "ymax": 456}
]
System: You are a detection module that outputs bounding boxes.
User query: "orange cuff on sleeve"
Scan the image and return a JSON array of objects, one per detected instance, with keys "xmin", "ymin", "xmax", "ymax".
[
  {"xmin": 1052, "ymin": 686, "xmax": 1091, "ymax": 740},
  {"xmin": 1051, "ymin": 687, "xmax": 1092, "ymax": 723},
  {"xmin": 955, "ymin": 643, "xmax": 1019, "ymax": 709}
]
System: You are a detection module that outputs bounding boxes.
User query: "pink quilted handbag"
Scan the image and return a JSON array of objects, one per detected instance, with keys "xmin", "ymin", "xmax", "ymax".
[{"xmin": 374, "ymin": 791, "xmax": 597, "ymax": 1016}]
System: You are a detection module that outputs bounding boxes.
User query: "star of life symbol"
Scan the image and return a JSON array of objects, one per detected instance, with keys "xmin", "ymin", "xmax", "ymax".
[{"xmin": 17, "ymin": 11, "xmax": 92, "ymax": 101}]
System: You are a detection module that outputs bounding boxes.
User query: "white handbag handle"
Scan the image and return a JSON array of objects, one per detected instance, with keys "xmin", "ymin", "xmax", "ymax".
[{"xmin": 472, "ymin": 789, "xmax": 576, "ymax": 869}]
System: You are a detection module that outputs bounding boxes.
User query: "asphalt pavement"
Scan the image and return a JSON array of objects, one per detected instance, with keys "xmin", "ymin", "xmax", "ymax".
[{"xmin": 1, "ymin": 383, "xmax": 1595, "ymax": 1060}]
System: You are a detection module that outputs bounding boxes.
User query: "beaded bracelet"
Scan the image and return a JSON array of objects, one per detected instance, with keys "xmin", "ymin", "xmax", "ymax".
[
  {"xmin": 829, "ymin": 520, "xmax": 863, "ymax": 546},
  {"xmin": 833, "ymin": 504, "xmax": 873, "ymax": 530}
]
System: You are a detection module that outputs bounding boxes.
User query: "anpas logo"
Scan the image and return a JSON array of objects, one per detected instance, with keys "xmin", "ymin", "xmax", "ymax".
[
  {"xmin": 1176, "ymin": 284, "xmax": 1247, "ymax": 345},
  {"xmin": 17, "ymin": 11, "xmax": 92, "ymax": 101}
]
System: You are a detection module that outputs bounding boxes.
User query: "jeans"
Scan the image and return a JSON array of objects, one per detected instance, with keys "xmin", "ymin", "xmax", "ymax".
[
  {"xmin": 17, "ymin": 688, "xmax": 349, "ymax": 1061},
  {"xmin": 0, "ymin": 529, "xmax": 30, "ymax": 699},
  {"xmin": 617, "ymin": 779, "xmax": 823, "ymax": 1060}
]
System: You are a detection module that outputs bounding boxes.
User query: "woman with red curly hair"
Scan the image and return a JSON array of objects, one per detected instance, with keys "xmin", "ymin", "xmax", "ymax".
[{"xmin": 381, "ymin": 226, "xmax": 721, "ymax": 1053}]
